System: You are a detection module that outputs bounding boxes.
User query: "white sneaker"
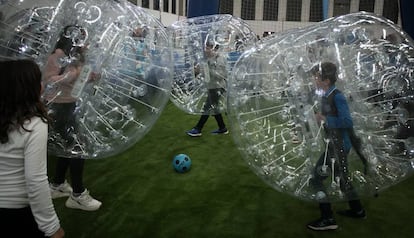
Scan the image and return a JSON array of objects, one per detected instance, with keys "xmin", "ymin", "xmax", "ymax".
[
  {"xmin": 65, "ymin": 189, "xmax": 102, "ymax": 211},
  {"xmin": 50, "ymin": 181, "xmax": 73, "ymax": 199}
]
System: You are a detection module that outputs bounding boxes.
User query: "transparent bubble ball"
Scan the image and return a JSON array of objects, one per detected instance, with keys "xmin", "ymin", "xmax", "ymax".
[
  {"xmin": 227, "ymin": 12, "xmax": 414, "ymax": 202},
  {"xmin": 168, "ymin": 14, "xmax": 257, "ymax": 115},
  {"xmin": 0, "ymin": 0, "xmax": 173, "ymax": 159}
]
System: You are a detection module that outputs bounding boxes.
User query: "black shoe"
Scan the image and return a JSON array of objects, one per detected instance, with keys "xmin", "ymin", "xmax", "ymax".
[
  {"xmin": 307, "ymin": 218, "xmax": 338, "ymax": 231},
  {"xmin": 337, "ymin": 209, "xmax": 366, "ymax": 219}
]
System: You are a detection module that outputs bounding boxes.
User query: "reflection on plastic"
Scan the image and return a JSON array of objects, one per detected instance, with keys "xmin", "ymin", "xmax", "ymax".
[
  {"xmin": 0, "ymin": 0, "xmax": 173, "ymax": 159},
  {"xmin": 168, "ymin": 14, "xmax": 257, "ymax": 115},
  {"xmin": 227, "ymin": 12, "xmax": 414, "ymax": 202}
]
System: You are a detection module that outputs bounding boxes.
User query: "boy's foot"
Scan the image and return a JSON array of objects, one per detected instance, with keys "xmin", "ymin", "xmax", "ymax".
[
  {"xmin": 65, "ymin": 189, "xmax": 102, "ymax": 211},
  {"xmin": 50, "ymin": 181, "xmax": 73, "ymax": 199},
  {"xmin": 211, "ymin": 128, "xmax": 229, "ymax": 135},
  {"xmin": 186, "ymin": 128, "xmax": 202, "ymax": 137},
  {"xmin": 307, "ymin": 218, "xmax": 338, "ymax": 231},
  {"xmin": 337, "ymin": 209, "xmax": 366, "ymax": 219}
]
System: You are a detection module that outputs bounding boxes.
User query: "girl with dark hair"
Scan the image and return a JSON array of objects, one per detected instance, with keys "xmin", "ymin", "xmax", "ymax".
[
  {"xmin": 0, "ymin": 59, "xmax": 64, "ymax": 237},
  {"xmin": 43, "ymin": 26, "xmax": 101, "ymax": 211}
]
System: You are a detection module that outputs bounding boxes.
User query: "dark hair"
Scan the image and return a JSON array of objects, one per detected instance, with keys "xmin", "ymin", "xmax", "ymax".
[
  {"xmin": 311, "ymin": 62, "xmax": 337, "ymax": 84},
  {"xmin": 54, "ymin": 36, "xmax": 74, "ymax": 56},
  {"xmin": 54, "ymin": 25, "xmax": 84, "ymax": 58},
  {"xmin": 0, "ymin": 59, "xmax": 49, "ymax": 143}
]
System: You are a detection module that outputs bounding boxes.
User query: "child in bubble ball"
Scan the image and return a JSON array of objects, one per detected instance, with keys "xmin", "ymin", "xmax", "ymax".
[
  {"xmin": 186, "ymin": 41, "xmax": 229, "ymax": 137},
  {"xmin": 307, "ymin": 62, "xmax": 366, "ymax": 231},
  {"xmin": 43, "ymin": 25, "xmax": 102, "ymax": 211}
]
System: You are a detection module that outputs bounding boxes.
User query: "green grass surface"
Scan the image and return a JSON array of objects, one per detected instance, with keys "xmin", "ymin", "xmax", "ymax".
[{"xmin": 48, "ymin": 102, "xmax": 414, "ymax": 238}]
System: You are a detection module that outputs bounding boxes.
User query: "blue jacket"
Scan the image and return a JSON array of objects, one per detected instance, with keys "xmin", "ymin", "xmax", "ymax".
[{"xmin": 322, "ymin": 86, "xmax": 353, "ymax": 152}]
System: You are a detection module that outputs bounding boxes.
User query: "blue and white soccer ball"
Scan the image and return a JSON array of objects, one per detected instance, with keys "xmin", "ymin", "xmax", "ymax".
[{"xmin": 172, "ymin": 154, "xmax": 192, "ymax": 173}]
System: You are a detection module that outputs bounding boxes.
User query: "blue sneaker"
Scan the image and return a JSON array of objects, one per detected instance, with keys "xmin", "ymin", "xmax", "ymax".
[
  {"xmin": 211, "ymin": 128, "xmax": 229, "ymax": 135},
  {"xmin": 186, "ymin": 128, "xmax": 202, "ymax": 137}
]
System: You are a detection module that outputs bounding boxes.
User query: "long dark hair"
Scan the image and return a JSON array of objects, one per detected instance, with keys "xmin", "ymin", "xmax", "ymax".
[
  {"xmin": 54, "ymin": 25, "xmax": 85, "ymax": 74},
  {"xmin": 55, "ymin": 25, "xmax": 86, "ymax": 56},
  {"xmin": 0, "ymin": 59, "xmax": 49, "ymax": 143}
]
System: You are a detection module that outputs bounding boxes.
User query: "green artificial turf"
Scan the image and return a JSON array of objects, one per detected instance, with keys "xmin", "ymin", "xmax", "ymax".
[{"xmin": 48, "ymin": 102, "xmax": 414, "ymax": 238}]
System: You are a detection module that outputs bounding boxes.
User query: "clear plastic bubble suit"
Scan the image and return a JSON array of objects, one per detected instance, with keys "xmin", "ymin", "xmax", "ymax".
[
  {"xmin": 0, "ymin": 0, "xmax": 173, "ymax": 159},
  {"xmin": 168, "ymin": 14, "xmax": 257, "ymax": 114},
  {"xmin": 227, "ymin": 12, "xmax": 414, "ymax": 202}
]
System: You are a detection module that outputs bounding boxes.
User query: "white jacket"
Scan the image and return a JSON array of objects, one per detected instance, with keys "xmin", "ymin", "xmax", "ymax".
[{"xmin": 0, "ymin": 117, "xmax": 61, "ymax": 236}]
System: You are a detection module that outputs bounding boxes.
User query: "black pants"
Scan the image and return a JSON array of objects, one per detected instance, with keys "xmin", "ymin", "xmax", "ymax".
[
  {"xmin": 202, "ymin": 88, "xmax": 225, "ymax": 114},
  {"xmin": 194, "ymin": 114, "xmax": 226, "ymax": 131},
  {"xmin": 49, "ymin": 102, "xmax": 77, "ymax": 146},
  {"xmin": 49, "ymin": 102, "xmax": 85, "ymax": 193},
  {"xmin": 0, "ymin": 206, "xmax": 46, "ymax": 237},
  {"xmin": 195, "ymin": 88, "xmax": 226, "ymax": 130},
  {"xmin": 54, "ymin": 157, "xmax": 85, "ymax": 193},
  {"xmin": 310, "ymin": 137, "xmax": 362, "ymax": 219}
]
